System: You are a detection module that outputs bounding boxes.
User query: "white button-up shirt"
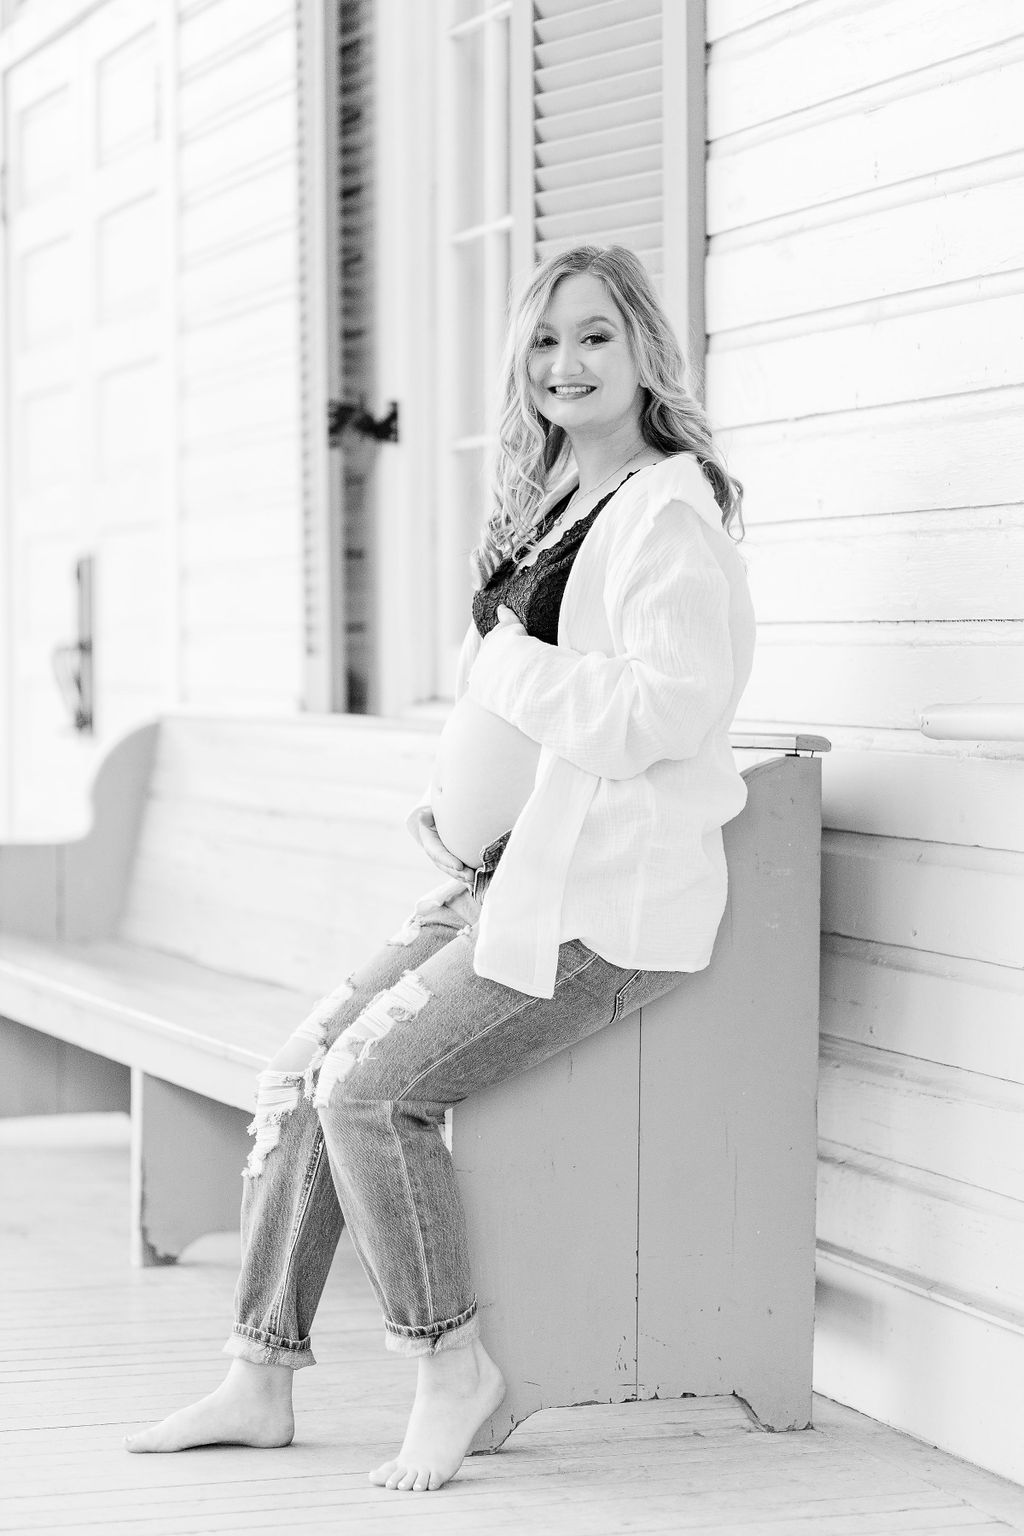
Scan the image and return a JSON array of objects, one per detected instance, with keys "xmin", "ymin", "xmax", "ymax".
[{"xmin": 428, "ymin": 453, "xmax": 756, "ymax": 999}]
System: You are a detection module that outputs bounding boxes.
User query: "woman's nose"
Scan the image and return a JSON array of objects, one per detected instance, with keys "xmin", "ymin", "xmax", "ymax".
[{"xmin": 549, "ymin": 343, "xmax": 583, "ymax": 376}]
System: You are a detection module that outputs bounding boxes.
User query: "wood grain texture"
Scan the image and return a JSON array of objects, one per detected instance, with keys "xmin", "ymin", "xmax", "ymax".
[
  {"xmin": 706, "ymin": 0, "xmax": 1024, "ymax": 1481},
  {"xmin": 3, "ymin": 1112, "xmax": 1023, "ymax": 1532},
  {"xmin": 455, "ymin": 754, "xmax": 821, "ymax": 1445}
]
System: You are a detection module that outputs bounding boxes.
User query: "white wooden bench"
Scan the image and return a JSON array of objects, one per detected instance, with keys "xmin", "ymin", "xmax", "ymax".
[{"xmin": 0, "ymin": 713, "xmax": 826, "ymax": 1438}]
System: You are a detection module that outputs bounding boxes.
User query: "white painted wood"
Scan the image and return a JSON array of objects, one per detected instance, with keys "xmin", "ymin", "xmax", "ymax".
[
  {"xmin": 743, "ymin": 624, "xmax": 1024, "ymax": 733},
  {"xmin": 2, "ymin": 0, "xmax": 174, "ymax": 838},
  {"xmin": 822, "ymin": 936, "xmax": 1024, "ymax": 1084},
  {"xmin": 175, "ymin": 0, "xmax": 305, "ymax": 714},
  {"xmin": 708, "ymin": 0, "xmax": 1024, "ymax": 141},
  {"xmin": 822, "ymin": 830, "xmax": 1022, "ymax": 969},
  {"xmin": 533, "ymin": 0, "xmax": 662, "ymax": 266},
  {"xmin": 458, "ymin": 753, "xmax": 821, "ymax": 1447},
  {"xmin": 662, "ymin": 0, "xmax": 705, "ymax": 384},
  {"xmin": 920, "ymin": 704, "xmax": 1024, "ymax": 742},
  {"xmin": 707, "ymin": 0, "xmax": 806, "ymax": 43},
  {"xmin": 370, "ymin": 0, "xmax": 439, "ymax": 713},
  {"xmin": 821, "ymin": 749, "xmax": 1024, "ymax": 852},
  {"xmin": 432, "ymin": 0, "xmax": 517, "ymax": 697},
  {"xmin": 129, "ymin": 1066, "xmax": 250, "ymax": 1265},
  {"xmin": 818, "ymin": 1142, "xmax": 1024, "ymax": 1317},
  {"xmin": 722, "ymin": 389, "xmax": 1024, "ymax": 526},
  {"xmin": 819, "ymin": 1035, "xmax": 1024, "ymax": 1205},
  {"xmin": 708, "ymin": 291, "xmax": 1024, "ymax": 430},
  {"xmin": 10, "ymin": 1117, "xmax": 1024, "ymax": 1532},
  {"xmin": 707, "ymin": 53, "xmax": 1024, "ymax": 234},
  {"xmin": 707, "ymin": 177, "xmax": 1024, "ymax": 333},
  {"xmin": 742, "ymin": 510, "xmax": 1024, "ymax": 623},
  {"xmin": 707, "ymin": 0, "xmax": 1024, "ymax": 1480},
  {"xmin": 816, "ymin": 1250, "xmax": 1024, "ymax": 1487},
  {"xmin": 0, "ymin": 1017, "xmax": 129, "ymax": 1116}
]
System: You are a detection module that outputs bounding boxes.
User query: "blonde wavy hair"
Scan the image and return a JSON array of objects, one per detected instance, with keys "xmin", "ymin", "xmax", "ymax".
[{"xmin": 471, "ymin": 244, "xmax": 744, "ymax": 585}]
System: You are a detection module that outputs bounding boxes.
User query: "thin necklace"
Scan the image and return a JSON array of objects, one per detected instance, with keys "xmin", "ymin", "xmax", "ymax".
[{"xmin": 560, "ymin": 444, "xmax": 647, "ymax": 519}]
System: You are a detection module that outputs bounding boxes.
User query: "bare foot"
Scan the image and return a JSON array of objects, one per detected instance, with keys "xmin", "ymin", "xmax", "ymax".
[
  {"xmin": 369, "ymin": 1337, "xmax": 505, "ymax": 1492},
  {"xmin": 124, "ymin": 1358, "xmax": 295, "ymax": 1453}
]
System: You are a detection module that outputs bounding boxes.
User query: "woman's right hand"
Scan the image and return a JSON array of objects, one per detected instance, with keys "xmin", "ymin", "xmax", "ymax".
[{"xmin": 411, "ymin": 806, "xmax": 473, "ymax": 881}]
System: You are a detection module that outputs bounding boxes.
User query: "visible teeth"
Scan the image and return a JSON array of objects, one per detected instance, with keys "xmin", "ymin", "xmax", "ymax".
[{"xmin": 553, "ymin": 386, "xmax": 593, "ymax": 395}]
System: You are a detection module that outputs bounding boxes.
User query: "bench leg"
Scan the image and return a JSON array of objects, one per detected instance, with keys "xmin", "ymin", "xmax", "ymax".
[
  {"xmin": 129, "ymin": 1069, "xmax": 251, "ymax": 1267},
  {"xmin": 0, "ymin": 1017, "xmax": 129, "ymax": 1117},
  {"xmin": 453, "ymin": 1017, "xmax": 642, "ymax": 1452}
]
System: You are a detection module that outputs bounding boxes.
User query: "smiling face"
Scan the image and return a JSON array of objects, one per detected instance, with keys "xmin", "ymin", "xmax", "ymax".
[{"xmin": 527, "ymin": 272, "xmax": 642, "ymax": 440}]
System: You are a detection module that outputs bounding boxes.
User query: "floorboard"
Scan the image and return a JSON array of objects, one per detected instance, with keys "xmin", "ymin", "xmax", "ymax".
[{"xmin": 2, "ymin": 1113, "xmax": 1022, "ymax": 1536}]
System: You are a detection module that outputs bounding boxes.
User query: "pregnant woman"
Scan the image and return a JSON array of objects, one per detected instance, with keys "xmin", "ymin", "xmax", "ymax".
[{"xmin": 125, "ymin": 243, "xmax": 756, "ymax": 1493}]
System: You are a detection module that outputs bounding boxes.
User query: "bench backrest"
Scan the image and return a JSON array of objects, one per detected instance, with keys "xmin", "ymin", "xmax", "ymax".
[
  {"xmin": 114, "ymin": 715, "xmax": 439, "ymax": 992},
  {"xmin": 65, "ymin": 714, "xmax": 816, "ymax": 997}
]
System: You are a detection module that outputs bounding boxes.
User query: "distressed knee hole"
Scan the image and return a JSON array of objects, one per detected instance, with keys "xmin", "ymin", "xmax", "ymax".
[
  {"xmin": 243, "ymin": 1070, "xmax": 305, "ymax": 1179},
  {"xmin": 266, "ymin": 977, "xmax": 356, "ymax": 1097},
  {"xmin": 313, "ymin": 970, "xmax": 432, "ymax": 1110}
]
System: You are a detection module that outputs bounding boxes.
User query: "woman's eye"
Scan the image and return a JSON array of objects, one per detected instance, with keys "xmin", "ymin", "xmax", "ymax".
[
  {"xmin": 533, "ymin": 335, "xmax": 555, "ymax": 349},
  {"xmin": 583, "ymin": 332, "xmax": 610, "ymax": 345}
]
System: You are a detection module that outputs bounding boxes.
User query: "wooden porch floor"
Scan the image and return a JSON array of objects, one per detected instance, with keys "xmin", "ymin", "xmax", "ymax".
[{"xmin": 2, "ymin": 1114, "xmax": 1023, "ymax": 1536}]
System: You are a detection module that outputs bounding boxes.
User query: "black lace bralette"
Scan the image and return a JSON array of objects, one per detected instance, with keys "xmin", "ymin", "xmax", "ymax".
[{"xmin": 472, "ymin": 470, "xmax": 643, "ymax": 646}]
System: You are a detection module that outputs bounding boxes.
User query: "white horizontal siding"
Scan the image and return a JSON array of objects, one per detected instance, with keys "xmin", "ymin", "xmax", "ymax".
[
  {"xmin": 176, "ymin": 0, "xmax": 304, "ymax": 712},
  {"xmin": 706, "ymin": 0, "xmax": 1024, "ymax": 1481}
]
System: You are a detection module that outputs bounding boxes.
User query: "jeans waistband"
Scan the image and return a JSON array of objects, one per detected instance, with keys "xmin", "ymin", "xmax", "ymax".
[{"xmin": 470, "ymin": 830, "xmax": 511, "ymax": 901}]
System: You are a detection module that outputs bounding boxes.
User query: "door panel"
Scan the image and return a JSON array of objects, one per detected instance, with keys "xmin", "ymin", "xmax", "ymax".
[{"xmin": 4, "ymin": 0, "xmax": 171, "ymax": 836}]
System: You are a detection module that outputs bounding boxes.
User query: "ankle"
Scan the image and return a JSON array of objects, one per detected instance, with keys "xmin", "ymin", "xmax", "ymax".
[
  {"xmin": 417, "ymin": 1338, "xmax": 484, "ymax": 1391},
  {"xmin": 225, "ymin": 1357, "xmax": 294, "ymax": 1398}
]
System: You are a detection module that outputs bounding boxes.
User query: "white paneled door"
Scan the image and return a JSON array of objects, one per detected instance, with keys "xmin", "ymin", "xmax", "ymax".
[{"xmin": 4, "ymin": 0, "xmax": 172, "ymax": 836}]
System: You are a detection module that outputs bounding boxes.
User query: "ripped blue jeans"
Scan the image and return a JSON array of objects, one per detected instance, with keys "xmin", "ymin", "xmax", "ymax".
[{"xmin": 225, "ymin": 832, "xmax": 683, "ymax": 1364}]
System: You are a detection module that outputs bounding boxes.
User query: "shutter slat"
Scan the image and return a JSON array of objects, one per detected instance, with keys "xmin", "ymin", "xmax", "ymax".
[
  {"xmin": 536, "ymin": 116, "xmax": 660, "ymax": 168},
  {"xmin": 530, "ymin": 0, "xmax": 662, "ymax": 270},
  {"xmin": 537, "ymin": 143, "xmax": 659, "ymax": 192},
  {"xmin": 537, "ymin": 170, "xmax": 661, "ymax": 216},
  {"xmin": 538, "ymin": 202, "xmax": 662, "ymax": 242},
  {"xmin": 535, "ymin": 17, "xmax": 659, "ymax": 70},
  {"xmin": 538, "ymin": 226, "xmax": 663, "ymax": 264},
  {"xmin": 535, "ymin": 62, "xmax": 661, "ymax": 116},
  {"xmin": 536, "ymin": 0, "xmax": 659, "ymax": 43},
  {"xmin": 536, "ymin": 87, "xmax": 662, "ymax": 142}
]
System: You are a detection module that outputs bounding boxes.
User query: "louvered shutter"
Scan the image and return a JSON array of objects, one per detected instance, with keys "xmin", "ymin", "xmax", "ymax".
[
  {"xmin": 336, "ymin": 0, "xmax": 375, "ymax": 710},
  {"xmin": 532, "ymin": 0, "xmax": 663, "ymax": 279}
]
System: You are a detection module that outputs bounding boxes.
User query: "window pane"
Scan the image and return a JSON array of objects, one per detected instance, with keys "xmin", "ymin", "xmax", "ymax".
[
  {"xmin": 452, "ymin": 28, "xmax": 485, "ymax": 230},
  {"xmin": 492, "ymin": 13, "xmax": 511, "ymax": 218},
  {"xmin": 452, "ymin": 237, "xmax": 486, "ymax": 439},
  {"xmin": 452, "ymin": 447, "xmax": 488, "ymax": 643}
]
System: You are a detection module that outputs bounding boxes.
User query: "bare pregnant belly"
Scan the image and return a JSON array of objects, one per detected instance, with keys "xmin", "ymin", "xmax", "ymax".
[{"xmin": 430, "ymin": 695, "xmax": 541, "ymax": 868}]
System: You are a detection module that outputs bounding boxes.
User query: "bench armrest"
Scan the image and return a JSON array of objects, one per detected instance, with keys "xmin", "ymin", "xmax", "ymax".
[{"xmin": 0, "ymin": 722, "xmax": 159, "ymax": 941}]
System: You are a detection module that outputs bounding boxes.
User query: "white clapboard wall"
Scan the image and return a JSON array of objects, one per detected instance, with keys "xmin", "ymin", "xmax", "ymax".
[
  {"xmin": 176, "ymin": 0, "xmax": 304, "ymax": 711},
  {"xmin": 706, "ymin": 0, "xmax": 1024, "ymax": 1484},
  {"xmin": 2, "ymin": 0, "xmax": 172, "ymax": 837}
]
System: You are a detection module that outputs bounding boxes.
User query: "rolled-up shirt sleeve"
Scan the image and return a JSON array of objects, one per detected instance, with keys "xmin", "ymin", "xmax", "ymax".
[{"xmin": 466, "ymin": 501, "xmax": 734, "ymax": 780}]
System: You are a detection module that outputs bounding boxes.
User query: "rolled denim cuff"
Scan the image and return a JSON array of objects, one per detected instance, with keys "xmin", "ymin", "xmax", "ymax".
[
  {"xmin": 382, "ymin": 1299, "xmax": 479, "ymax": 1358},
  {"xmin": 224, "ymin": 1325, "xmax": 316, "ymax": 1370}
]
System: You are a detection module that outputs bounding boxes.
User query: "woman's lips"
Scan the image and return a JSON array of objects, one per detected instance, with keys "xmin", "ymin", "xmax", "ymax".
[{"xmin": 549, "ymin": 385, "xmax": 595, "ymax": 396}]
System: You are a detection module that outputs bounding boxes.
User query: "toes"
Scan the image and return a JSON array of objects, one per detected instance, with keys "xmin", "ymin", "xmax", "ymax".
[
  {"xmin": 413, "ymin": 1468, "xmax": 433, "ymax": 1492},
  {"xmin": 368, "ymin": 1459, "xmax": 397, "ymax": 1487}
]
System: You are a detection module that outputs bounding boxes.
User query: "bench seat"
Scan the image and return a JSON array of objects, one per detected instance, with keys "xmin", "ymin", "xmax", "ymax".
[{"xmin": 0, "ymin": 932, "xmax": 304, "ymax": 1109}]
